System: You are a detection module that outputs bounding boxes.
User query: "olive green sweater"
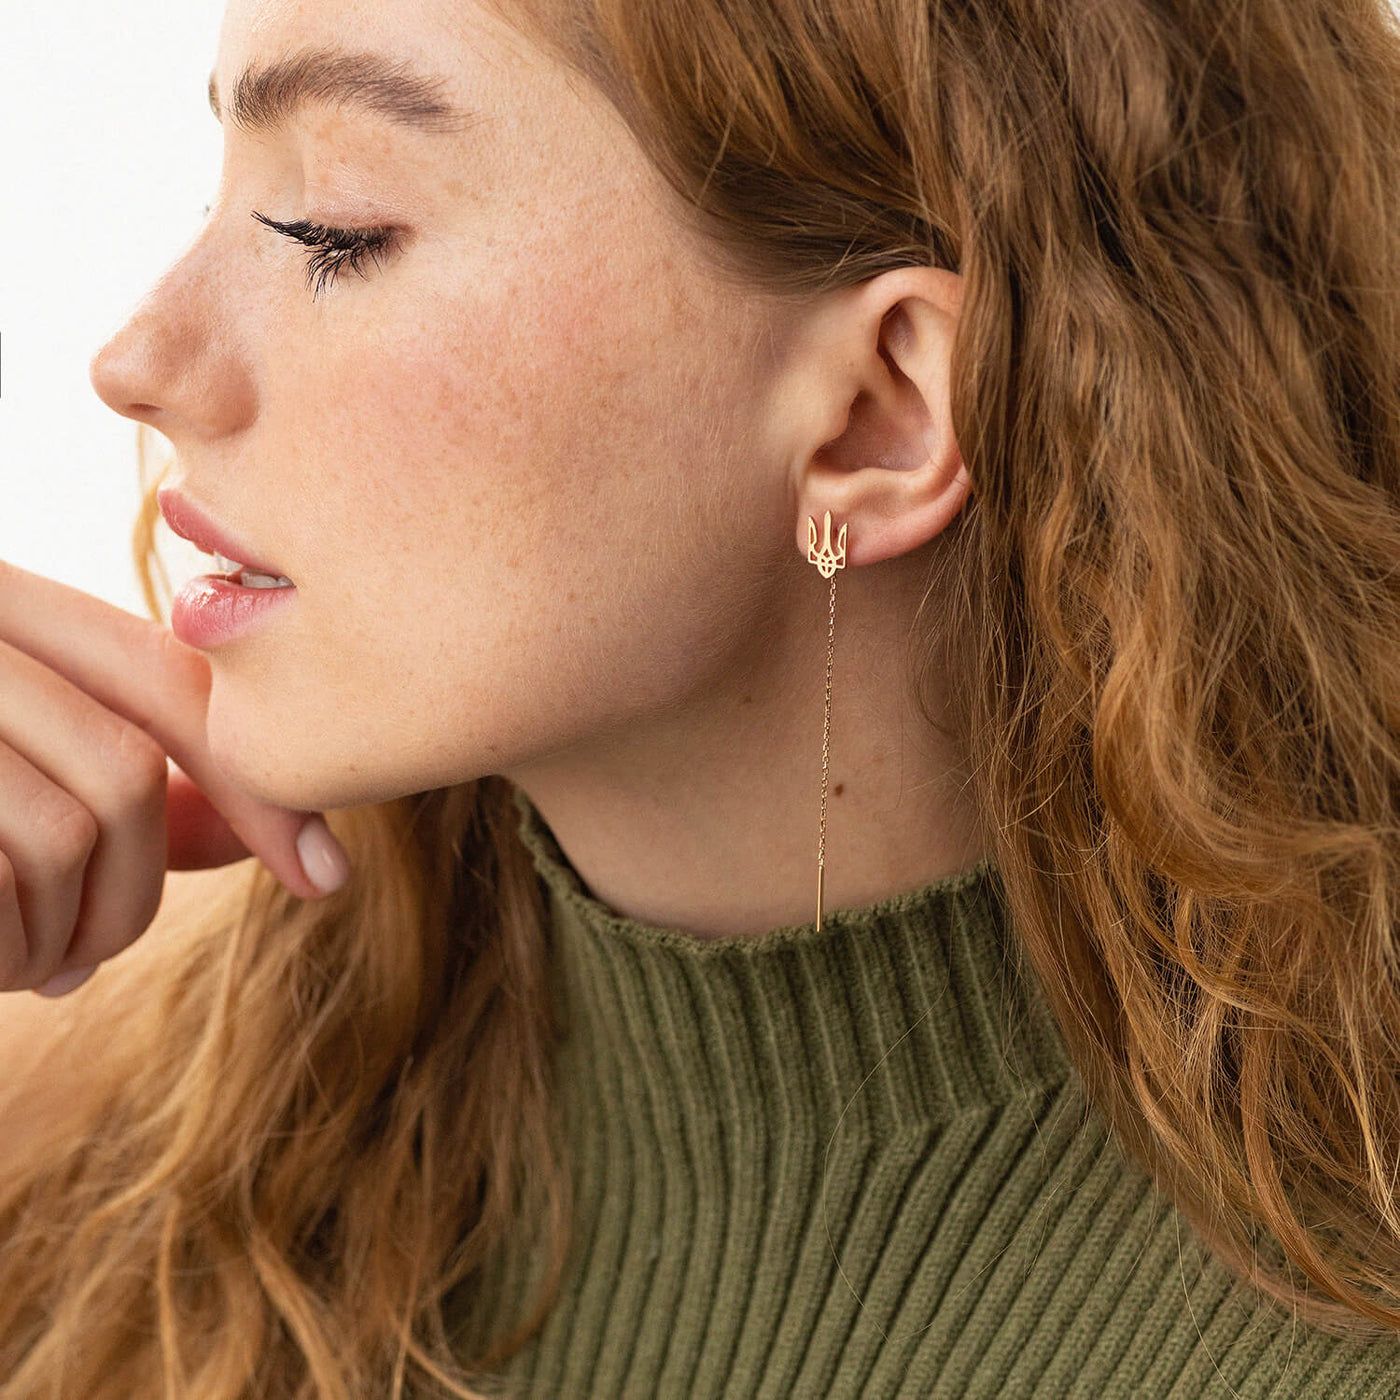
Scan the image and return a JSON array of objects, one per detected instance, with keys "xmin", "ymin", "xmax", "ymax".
[{"xmin": 449, "ymin": 789, "xmax": 1400, "ymax": 1398}]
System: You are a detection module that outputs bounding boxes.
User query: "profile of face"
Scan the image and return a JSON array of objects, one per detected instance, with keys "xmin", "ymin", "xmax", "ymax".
[{"xmin": 90, "ymin": 0, "xmax": 979, "ymax": 931}]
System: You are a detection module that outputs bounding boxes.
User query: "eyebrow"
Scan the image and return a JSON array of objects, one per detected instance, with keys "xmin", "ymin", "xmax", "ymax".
[{"xmin": 207, "ymin": 47, "xmax": 481, "ymax": 136}]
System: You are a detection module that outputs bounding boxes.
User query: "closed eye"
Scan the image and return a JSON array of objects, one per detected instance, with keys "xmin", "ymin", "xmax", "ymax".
[{"xmin": 251, "ymin": 211, "xmax": 398, "ymax": 299}]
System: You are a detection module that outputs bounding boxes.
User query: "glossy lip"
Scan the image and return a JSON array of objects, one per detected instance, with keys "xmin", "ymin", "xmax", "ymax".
[
  {"xmin": 156, "ymin": 485, "xmax": 290, "ymax": 581},
  {"xmin": 170, "ymin": 574, "xmax": 298, "ymax": 649}
]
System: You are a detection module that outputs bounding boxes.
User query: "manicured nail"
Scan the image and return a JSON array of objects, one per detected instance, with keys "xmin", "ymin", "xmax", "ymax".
[
  {"xmin": 35, "ymin": 966, "xmax": 97, "ymax": 998},
  {"xmin": 297, "ymin": 816, "xmax": 350, "ymax": 895}
]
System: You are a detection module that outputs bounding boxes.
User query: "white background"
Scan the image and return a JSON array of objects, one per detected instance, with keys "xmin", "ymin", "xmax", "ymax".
[{"xmin": 0, "ymin": 0, "xmax": 226, "ymax": 616}]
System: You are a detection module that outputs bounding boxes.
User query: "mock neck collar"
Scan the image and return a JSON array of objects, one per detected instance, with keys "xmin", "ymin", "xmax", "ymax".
[{"xmin": 510, "ymin": 786, "xmax": 1073, "ymax": 1128}]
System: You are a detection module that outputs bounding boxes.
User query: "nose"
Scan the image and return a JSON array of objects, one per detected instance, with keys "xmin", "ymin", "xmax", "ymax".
[
  {"xmin": 88, "ymin": 307, "xmax": 170, "ymax": 430},
  {"xmin": 88, "ymin": 238, "xmax": 255, "ymax": 440}
]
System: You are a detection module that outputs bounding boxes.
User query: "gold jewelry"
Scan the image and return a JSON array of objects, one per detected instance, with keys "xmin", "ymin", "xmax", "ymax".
[{"xmin": 807, "ymin": 509, "xmax": 847, "ymax": 930}]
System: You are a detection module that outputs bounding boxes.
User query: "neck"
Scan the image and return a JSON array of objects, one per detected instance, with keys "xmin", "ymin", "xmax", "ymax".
[{"xmin": 503, "ymin": 558, "xmax": 987, "ymax": 940}]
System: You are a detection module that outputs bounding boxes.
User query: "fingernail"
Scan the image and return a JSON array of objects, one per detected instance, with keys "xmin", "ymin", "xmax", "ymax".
[
  {"xmin": 35, "ymin": 966, "xmax": 97, "ymax": 998},
  {"xmin": 297, "ymin": 816, "xmax": 350, "ymax": 895}
]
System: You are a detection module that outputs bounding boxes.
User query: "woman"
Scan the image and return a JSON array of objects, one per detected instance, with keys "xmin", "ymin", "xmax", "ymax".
[{"xmin": 2, "ymin": 0, "xmax": 1399, "ymax": 1394}]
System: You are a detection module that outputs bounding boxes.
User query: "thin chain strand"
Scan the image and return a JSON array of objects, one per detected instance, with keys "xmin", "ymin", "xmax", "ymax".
[{"xmin": 817, "ymin": 569, "xmax": 837, "ymax": 926}]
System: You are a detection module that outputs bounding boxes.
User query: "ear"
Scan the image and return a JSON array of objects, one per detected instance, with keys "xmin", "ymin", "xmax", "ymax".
[{"xmin": 775, "ymin": 265, "xmax": 971, "ymax": 569}]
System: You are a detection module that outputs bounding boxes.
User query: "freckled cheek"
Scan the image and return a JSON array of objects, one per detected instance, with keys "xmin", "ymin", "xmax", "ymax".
[
  {"xmin": 396, "ymin": 279, "xmax": 665, "ymax": 506},
  {"xmin": 278, "ymin": 283, "xmax": 659, "ymax": 619}
]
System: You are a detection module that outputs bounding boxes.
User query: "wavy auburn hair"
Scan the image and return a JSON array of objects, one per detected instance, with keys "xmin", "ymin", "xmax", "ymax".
[{"xmin": 5, "ymin": 0, "xmax": 1400, "ymax": 1394}]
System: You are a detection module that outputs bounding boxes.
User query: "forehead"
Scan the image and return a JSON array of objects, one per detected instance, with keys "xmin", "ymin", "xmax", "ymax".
[
  {"xmin": 210, "ymin": 0, "xmax": 713, "ymax": 280},
  {"xmin": 209, "ymin": 0, "xmax": 629, "ymax": 218}
]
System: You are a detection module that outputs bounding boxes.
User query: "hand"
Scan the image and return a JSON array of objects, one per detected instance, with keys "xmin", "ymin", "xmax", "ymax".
[{"xmin": 0, "ymin": 557, "xmax": 350, "ymax": 998}]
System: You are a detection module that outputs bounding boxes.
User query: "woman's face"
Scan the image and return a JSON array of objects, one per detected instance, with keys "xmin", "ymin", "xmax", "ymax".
[{"xmin": 90, "ymin": 0, "xmax": 802, "ymax": 813}]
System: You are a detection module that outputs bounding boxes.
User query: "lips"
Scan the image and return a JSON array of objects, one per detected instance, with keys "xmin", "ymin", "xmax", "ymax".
[{"xmin": 156, "ymin": 486, "xmax": 290, "ymax": 582}]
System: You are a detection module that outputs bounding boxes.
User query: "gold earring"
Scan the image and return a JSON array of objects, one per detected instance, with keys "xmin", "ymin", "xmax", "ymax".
[{"xmin": 807, "ymin": 509, "xmax": 847, "ymax": 930}]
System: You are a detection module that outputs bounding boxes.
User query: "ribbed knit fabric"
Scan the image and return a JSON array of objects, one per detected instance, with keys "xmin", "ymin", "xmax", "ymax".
[{"xmin": 447, "ymin": 789, "xmax": 1400, "ymax": 1398}]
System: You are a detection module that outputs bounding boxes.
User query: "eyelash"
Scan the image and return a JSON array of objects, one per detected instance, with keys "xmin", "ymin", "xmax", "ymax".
[{"xmin": 250, "ymin": 210, "xmax": 398, "ymax": 299}]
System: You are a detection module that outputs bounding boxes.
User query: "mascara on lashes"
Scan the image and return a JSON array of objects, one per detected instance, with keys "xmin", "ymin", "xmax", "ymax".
[{"xmin": 251, "ymin": 211, "xmax": 398, "ymax": 298}]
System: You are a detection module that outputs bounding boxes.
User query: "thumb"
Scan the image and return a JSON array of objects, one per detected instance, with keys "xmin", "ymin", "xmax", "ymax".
[
  {"xmin": 166, "ymin": 760, "xmax": 252, "ymax": 868},
  {"xmin": 166, "ymin": 760, "xmax": 350, "ymax": 897}
]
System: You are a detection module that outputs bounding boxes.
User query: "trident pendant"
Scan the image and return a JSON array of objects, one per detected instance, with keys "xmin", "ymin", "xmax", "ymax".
[{"xmin": 807, "ymin": 509, "xmax": 848, "ymax": 579}]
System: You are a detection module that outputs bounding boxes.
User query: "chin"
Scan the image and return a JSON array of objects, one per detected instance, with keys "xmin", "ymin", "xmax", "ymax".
[{"xmin": 201, "ymin": 695, "xmax": 326, "ymax": 811}]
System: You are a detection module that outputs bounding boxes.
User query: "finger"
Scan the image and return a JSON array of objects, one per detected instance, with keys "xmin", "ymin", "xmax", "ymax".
[
  {"xmin": 33, "ymin": 965, "xmax": 98, "ymax": 998},
  {"xmin": 0, "ymin": 635, "xmax": 168, "ymax": 976},
  {"xmin": 166, "ymin": 760, "xmax": 252, "ymax": 869},
  {"xmin": 0, "ymin": 558, "xmax": 345, "ymax": 898},
  {"xmin": 0, "ymin": 850, "xmax": 24, "ymax": 988},
  {"xmin": 0, "ymin": 739, "xmax": 95, "ymax": 989}
]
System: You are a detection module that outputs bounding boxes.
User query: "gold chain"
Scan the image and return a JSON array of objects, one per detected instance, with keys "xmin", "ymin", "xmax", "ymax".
[
  {"xmin": 807, "ymin": 509, "xmax": 846, "ymax": 932},
  {"xmin": 816, "ymin": 568, "xmax": 837, "ymax": 929}
]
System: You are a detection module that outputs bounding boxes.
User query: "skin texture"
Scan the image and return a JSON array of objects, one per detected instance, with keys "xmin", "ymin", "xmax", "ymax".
[{"xmin": 89, "ymin": 0, "xmax": 987, "ymax": 939}]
